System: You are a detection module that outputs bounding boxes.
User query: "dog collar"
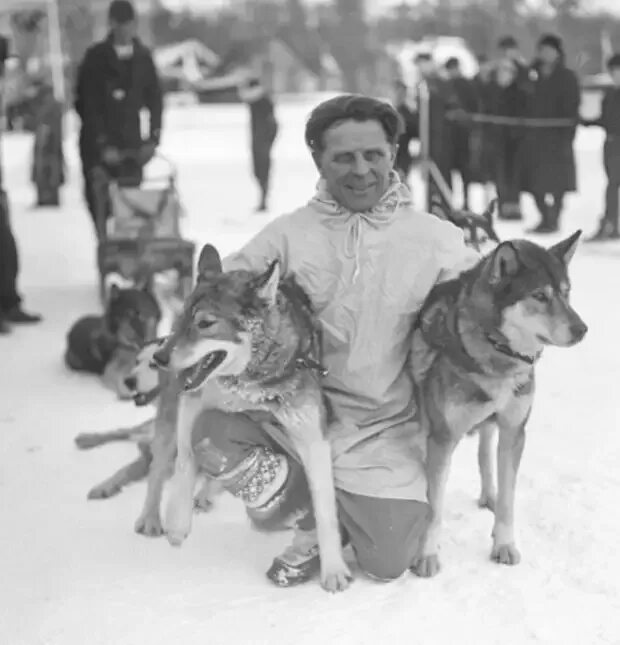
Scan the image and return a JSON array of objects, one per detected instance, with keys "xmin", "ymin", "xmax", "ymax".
[{"xmin": 486, "ymin": 335, "xmax": 541, "ymax": 365}]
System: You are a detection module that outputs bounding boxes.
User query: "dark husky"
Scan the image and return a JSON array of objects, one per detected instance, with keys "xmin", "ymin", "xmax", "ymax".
[
  {"xmin": 410, "ymin": 231, "xmax": 588, "ymax": 578},
  {"xmin": 146, "ymin": 244, "xmax": 352, "ymax": 593},
  {"xmin": 65, "ymin": 279, "xmax": 161, "ymax": 399}
]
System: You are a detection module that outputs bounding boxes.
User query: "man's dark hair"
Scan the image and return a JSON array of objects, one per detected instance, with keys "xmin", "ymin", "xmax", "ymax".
[
  {"xmin": 445, "ymin": 57, "xmax": 460, "ymax": 70},
  {"xmin": 606, "ymin": 53, "xmax": 620, "ymax": 70},
  {"xmin": 108, "ymin": 0, "xmax": 136, "ymax": 23},
  {"xmin": 304, "ymin": 94, "xmax": 403, "ymax": 157},
  {"xmin": 498, "ymin": 36, "xmax": 518, "ymax": 50}
]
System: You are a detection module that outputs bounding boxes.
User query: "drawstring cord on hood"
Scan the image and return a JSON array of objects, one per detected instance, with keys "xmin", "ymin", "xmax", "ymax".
[{"xmin": 310, "ymin": 171, "xmax": 412, "ymax": 284}]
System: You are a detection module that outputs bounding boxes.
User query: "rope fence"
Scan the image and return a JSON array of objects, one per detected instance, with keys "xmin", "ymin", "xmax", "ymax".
[{"xmin": 446, "ymin": 112, "xmax": 577, "ymax": 128}]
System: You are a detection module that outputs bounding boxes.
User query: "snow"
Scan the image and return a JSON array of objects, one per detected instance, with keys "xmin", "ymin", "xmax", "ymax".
[{"xmin": 1, "ymin": 98, "xmax": 619, "ymax": 645}]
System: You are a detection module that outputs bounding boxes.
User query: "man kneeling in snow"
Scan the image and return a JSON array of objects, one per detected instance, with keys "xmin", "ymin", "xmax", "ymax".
[{"xmin": 191, "ymin": 94, "xmax": 479, "ymax": 586}]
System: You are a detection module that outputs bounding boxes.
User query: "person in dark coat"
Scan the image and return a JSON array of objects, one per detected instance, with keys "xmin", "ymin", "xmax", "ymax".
[
  {"xmin": 581, "ymin": 54, "xmax": 620, "ymax": 241},
  {"xmin": 521, "ymin": 34, "xmax": 580, "ymax": 233},
  {"xmin": 488, "ymin": 58, "xmax": 529, "ymax": 220},
  {"xmin": 74, "ymin": 0, "xmax": 163, "ymax": 238},
  {"xmin": 414, "ymin": 53, "xmax": 461, "ymax": 213},
  {"xmin": 444, "ymin": 57, "xmax": 478, "ymax": 209},
  {"xmin": 392, "ymin": 80, "xmax": 419, "ymax": 187},
  {"xmin": 238, "ymin": 76, "xmax": 279, "ymax": 212},
  {"xmin": 497, "ymin": 36, "xmax": 529, "ymax": 90},
  {"xmin": 470, "ymin": 55, "xmax": 496, "ymax": 187}
]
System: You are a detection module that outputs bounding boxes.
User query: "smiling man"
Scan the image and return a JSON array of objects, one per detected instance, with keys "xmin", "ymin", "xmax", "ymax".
[{"xmin": 190, "ymin": 94, "xmax": 480, "ymax": 587}]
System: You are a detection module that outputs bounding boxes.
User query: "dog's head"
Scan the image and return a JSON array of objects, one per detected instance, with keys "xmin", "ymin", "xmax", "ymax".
[
  {"xmin": 105, "ymin": 278, "xmax": 162, "ymax": 349},
  {"xmin": 475, "ymin": 230, "xmax": 588, "ymax": 354},
  {"xmin": 123, "ymin": 338, "xmax": 164, "ymax": 406},
  {"xmin": 152, "ymin": 244, "xmax": 281, "ymax": 392}
]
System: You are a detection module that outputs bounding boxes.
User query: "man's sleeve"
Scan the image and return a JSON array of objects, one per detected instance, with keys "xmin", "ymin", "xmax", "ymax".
[
  {"xmin": 221, "ymin": 216, "xmax": 291, "ymax": 275},
  {"xmin": 433, "ymin": 219, "xmax": 481, "ymax": 283},
  {"xmin": 144, "ymin": 52, "xmax": 163, "ymax": 144},
  {"xmin": 74, "ymin": 49, "xmax": 107, "ymax": 149}
]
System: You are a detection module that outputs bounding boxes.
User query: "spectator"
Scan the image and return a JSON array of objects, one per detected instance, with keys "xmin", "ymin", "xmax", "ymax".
[
  {"xmin": 238, "ymin": 75, "xmax": 279, "ymax": 212},
  {"xmin": 488, "ymin": 58, "xmax": 529, "ymax": 220},
  {"xmin": 521, "ymin": 34, "xmax": 579, "ymax": 233},
  {"xmin": 444, "ymin": 57, "xmax": 478, "ymax": 209},
  {"xmin": 581, "ymin": 53, "xmax": 620, "ymax": 241},
  {"xmin": 414, "ymin": 52, "xmax": 460, "ymax": 212},
  {"xmin": 497, "ymin": 35, "xmax": 529, "ymax": 88},
  {"xmin": 470, "ymin": 55, "xmax": 496, "ymax": 190},
  {"xmin": 0, "ymin": 192, "xmax": 42, "ymax": 334},
  {"xmin": 392, "ymin": 80, "xmax": 419, "ymax": 187},
  {"xmin": 74, "ymin": 0, "xmax": 162, "ymax": 239}
]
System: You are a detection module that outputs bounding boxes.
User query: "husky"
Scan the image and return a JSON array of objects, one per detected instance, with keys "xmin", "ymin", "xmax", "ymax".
[
  {"xmin": 409, "ymin": 230, "xmax": 588, "ymax": 578},
  {"xmin": 65, "ymin": 279, "xmax": 161, "ymax": 400},
  {"xmin": 149, "ymin": 244, "xmax": 352, "ymax": 593},
  {"xmin": 75, "ymin": 339, "xmax": 221, "ymax": 524}
]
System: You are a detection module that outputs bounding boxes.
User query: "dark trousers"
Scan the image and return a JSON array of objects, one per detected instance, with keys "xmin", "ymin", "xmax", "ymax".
[
  {"xmin": 494, "ymin": 133, "xmax": 522, "ymax": 211},
  {"xmin": 251, "ymin": 128, "xmax": 277, "ymax": 202},
  {"xmin": 192, "ymin": 409, "xmax": 430, "ymax": 581},
  {"xmin": 603, "ymin": 138, "xmax": 620, "ymax": 233},
  {"xmin": 533, "ymin": 191, "xmax": 564, "ymax": 228},
  {"xmin": 0, "ymin": 191, "xmax": 21, "ymax": 313}
]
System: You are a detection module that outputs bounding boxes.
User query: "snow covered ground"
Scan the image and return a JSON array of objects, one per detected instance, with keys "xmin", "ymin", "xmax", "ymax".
[{"xmin": 1, "ymin": 99, "xmax": 619, "ymax": 645}]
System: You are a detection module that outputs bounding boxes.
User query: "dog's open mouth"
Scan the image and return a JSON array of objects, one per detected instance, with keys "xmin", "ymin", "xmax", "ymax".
[
  {"xmin": 133, "ymin": 386, "xmax": 161, "ymax": 407},
  {"xmin": 179, "ymin": 351, "xmax": 227, "ymax": 391}
]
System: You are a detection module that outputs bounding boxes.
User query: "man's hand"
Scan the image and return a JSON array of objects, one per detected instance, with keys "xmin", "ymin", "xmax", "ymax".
[
  {"xmin": 102, "ymin": 146, "xmax": 121, "ymax": 165},
  {"xmin": 138, "ymin": 141, "xmax": 157, "ymax": 166}
]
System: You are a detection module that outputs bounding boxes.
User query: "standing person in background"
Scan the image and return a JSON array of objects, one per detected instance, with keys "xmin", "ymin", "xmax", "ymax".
[
  {"xmin": 414, "ymin": 52, "xmax": 460, "ymax": 213},
  {"xmin": 238, "ymin": 75, "xmax": 279, "ymax": 213},
  {"xmin": 488, "ymin": 58, "xmax": 529, "ymax": 221},
  {"xmin": 496, "ymin": 36, "xmax": 529, "ymax": 88},
  {"xmin": 581, "ymin": 54, "xmax": 620, "ymax": 241},
  {"xmin": 470, "ymin": 55, "xmax": 496, "ymax": 196},
  {"xmin": 444, "ymin": 57, "xmax": 478, "ymax": 209},
  {"xmin": 74, "ymin": 0, "xmax": 163, "ymax": 239},
  {"xmin": 521, "ymin": 34, "xmax": 580, "ymax": 234},
  {"xmin": 392, "ymin": 80, "xmax": 419, "ymax": 187}
]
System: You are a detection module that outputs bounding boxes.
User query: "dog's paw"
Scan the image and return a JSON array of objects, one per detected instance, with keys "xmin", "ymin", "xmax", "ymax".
[
  {"xmin": 165, "ymin": 530, "xmax": 189, "ymax": 547},
  {"xmin": 491, "ymin": 543, "xmax": 521, "ymax": 566},
  {"xmin": 135, "ymin": 513, "xmax": 164, "ymax": 537},
  {"xmin": 320, "ymin": 562, "xmax": 353, "ymax": 593},
  {"xmin": 75, "ymin": 433, "xmax": 105, "ymax": 450},
  {"xmin": 87, "ymin": 482, "xmax": 122, "ymax": 500},
  {"xmin": 410, "ymin": 554, "xmax": 441, "ymax": 578},
  {"xmin": 477, "ymin": 492, "xmax": 496, "ymax": 512}
]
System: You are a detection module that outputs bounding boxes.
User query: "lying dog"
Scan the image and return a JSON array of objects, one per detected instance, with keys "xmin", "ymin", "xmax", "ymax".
[
  {"xmin": 410, "ymin": 230, "xmax": 588, "ymax": 577},
  {"xmin": 65, "ymin": 280, "xmax": 161, "ymax": 399},
  {"xmin": 75, "ymin": 339, "xmax": 220, "ymax": 524},
  {"xmin": 149, "ymin": 244, "xmax": 351, "ymax": 593}
]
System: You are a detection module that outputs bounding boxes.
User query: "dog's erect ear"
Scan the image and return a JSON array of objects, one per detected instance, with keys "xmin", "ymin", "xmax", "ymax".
[
  {"xmin": 488, "ymin": 242, "xmax": 520, "ymax": 283},
  {"xmin": 197, "ymin": 244, "xmax": 223, "ymax": 281},
  {"xmin": 549, "ymin": 229, "xmax": 581, "ymax": 265},
  {"xmin": 254, "ymin": 259, "xmax": 280, "ymax": 304}
]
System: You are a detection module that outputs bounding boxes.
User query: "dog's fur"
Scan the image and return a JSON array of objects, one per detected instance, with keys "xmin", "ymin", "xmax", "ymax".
[
  {"xmin": 65, "ymin": 280, "xmax": 161, "ymax": 399},
  {"xmin": 148, "ymin": 244, "xmax": 351, "ymax": 592},
  {"xmin": 75, "ymin": 339, "xmax": 221, "ymax": 525},
  {"xmin": 409, "ymin": 231, "xmax": 588, "ymax": 577}
]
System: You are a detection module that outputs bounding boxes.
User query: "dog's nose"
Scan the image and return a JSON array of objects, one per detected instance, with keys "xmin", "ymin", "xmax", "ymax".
[
  {"xmin": 124, "ymin": 376, "xmax": 137, "ymax": 391},
  {"xmin": 570, "ymin": 321, "xmax": 588, "ymax": 342},
  {"xmin": 152, "ymin": 349, "xmax": 170, "ymax": 368}
]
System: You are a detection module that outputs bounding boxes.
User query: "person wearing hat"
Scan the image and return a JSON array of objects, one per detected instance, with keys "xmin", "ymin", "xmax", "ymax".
[
  {"xmin": 74, "ymin": 0, "xmax": 163, "ymax": 238},
  {"xmin": 521, "ymin": 33, "xmax": 580, "ymax": 234}
]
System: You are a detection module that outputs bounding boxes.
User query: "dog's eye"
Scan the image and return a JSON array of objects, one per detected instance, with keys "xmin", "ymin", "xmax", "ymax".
[
  {"xmin": 531, "ymin": 291, "xmax": 549, "ymax": 303},
  {"xmin": 196, "ymin": 318, "xmax": 215, "ymax": 330}
]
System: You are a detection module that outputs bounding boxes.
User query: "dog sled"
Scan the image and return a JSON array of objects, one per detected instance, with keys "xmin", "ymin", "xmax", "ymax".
[{"xmin": 93, "ymin": 152, "xmax": 195, "ymax": 303}]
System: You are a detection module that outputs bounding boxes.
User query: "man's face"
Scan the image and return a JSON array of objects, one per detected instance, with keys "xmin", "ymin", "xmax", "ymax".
[
  {"xmin": 315, "ymin": 119, "xmax": 396, "ymax": 213},
  {"xmin": 110, "ymin": 18, "xmax": 136, "ymax": 45},
  {"xmin": 538, "ymin": 45, "xmax": 559, "ymax": 66}
]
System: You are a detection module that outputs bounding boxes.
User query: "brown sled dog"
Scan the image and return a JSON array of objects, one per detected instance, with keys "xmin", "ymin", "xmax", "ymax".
[
  {"xmin": 150, "ymin": 244, "xmax": 352, "ymax": 593},
  {"xmin": 410, "ymin": 231, "xmax": 588, "ymax": 578}
]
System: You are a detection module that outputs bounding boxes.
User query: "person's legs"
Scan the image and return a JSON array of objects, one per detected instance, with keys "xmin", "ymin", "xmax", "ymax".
[
  {"xmin": 251, "ymin": 132, "xmax": 275, "ymax": 212},
  {"xmin": 190, "ymin": 409, "xmax": 430, "ymax": 586}
]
